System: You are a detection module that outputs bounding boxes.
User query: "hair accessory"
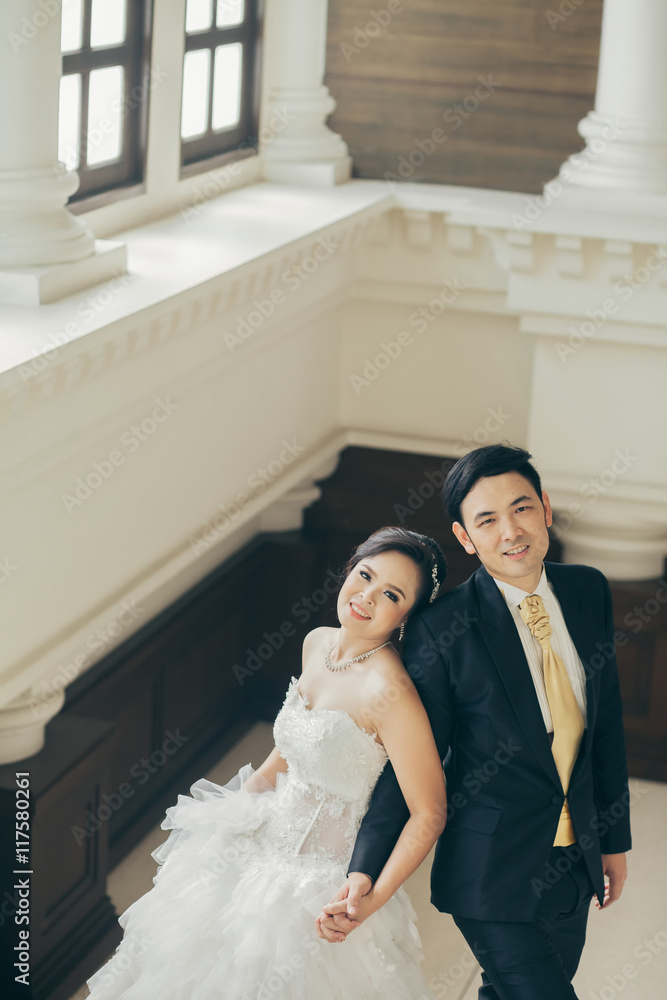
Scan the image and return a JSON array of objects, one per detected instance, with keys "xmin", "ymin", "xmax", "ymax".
[{"xmin": 429, "ymin": 562, "xmax": 439, "ymax": 603}]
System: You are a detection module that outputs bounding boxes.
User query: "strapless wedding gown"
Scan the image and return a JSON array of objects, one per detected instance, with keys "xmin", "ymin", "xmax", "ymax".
[{"xmin": 86, "ymin": 676, "xmax": 434, "ymax": 999}]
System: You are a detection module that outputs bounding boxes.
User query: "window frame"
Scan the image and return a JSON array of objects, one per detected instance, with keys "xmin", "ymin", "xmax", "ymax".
[
  {"xmin": 179, "ymin": 0, "xmax": 263, "ymax": 178},
  {"xmin": 61, "ymin": 0, "xmax": 154, "ymax": 205}
]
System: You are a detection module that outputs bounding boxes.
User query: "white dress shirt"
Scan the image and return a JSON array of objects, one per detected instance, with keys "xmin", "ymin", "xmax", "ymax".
[{"xmin": 493, "ymin": 567, "xmax": 588, "ymax": 732}]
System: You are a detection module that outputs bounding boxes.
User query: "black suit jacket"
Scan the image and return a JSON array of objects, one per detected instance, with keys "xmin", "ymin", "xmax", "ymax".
[{"xmin": 349, "ymin": 562, "xmax": 632, "ymax": 922}]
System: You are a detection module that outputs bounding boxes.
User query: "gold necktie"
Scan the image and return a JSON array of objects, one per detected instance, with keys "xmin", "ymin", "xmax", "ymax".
[{"xmin": 519, "ymin": 594, "xmax": 584, "ymax": 846}]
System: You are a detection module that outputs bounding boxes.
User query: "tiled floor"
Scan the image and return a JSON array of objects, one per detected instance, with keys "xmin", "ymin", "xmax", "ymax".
[{"xmin": 71, "ymin": 723, "xmax": 667, "ymax": 1000}]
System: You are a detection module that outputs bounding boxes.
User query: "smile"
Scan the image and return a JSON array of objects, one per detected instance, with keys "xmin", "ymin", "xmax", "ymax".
[
  {"xmin": 504, "ymin": 544, "xmax": 529, "ymax": 558},
  {"xmin": 349, "ymin": 601, "xmax": 371, "ymax": 620}
]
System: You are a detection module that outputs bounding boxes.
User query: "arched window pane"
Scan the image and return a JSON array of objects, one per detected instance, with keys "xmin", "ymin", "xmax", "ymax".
[
  {"xmin": 58, "ymin": 73, "xmax": 82, "ymax": 170},
  {"xmin": 87, "ymin": 65, "xmax": 124, "ymax": 165},
  {"xmin": 61, "ymin": 0, "xmax": 84, "ymax": 53},
  {"xmin": 181, "ymin": 49, "xmax": 211, "ymax": 139},
  {"xmin": 212, "ymin": 43, "xmax": 242, "ymax": 131},
  {"xmin": 90, "ymin": 0, "xmax": 127, "ymax": 49},
  {"xmin": 186, "ymin": 0, "xmax": 213, "ymax": 33},
  {"xmin": 217, "ymin": 0, "xmax": 244, "ymax": 28}
]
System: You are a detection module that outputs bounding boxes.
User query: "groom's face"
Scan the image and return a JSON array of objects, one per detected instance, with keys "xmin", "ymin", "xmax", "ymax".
[{"xmin": 452, "ymin": 472, "xmax": 553, "ymax": 589}]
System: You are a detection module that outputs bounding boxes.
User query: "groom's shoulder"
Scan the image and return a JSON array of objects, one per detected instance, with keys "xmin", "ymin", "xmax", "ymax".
[
  {"xmin": 546, "ymin": 560, "xmax": 609, "ymax": 594},
  {"xmin": 417, "ymin": 567, "xmax": 479, "ymax": 628}
]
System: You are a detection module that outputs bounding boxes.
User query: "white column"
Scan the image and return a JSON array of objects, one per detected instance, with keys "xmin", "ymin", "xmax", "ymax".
[
  {"xmin": 262, "ymin": 0, "xmax": 352, "ymax": 185},
  {"xmin": 0, "ymin": 1, "xmax": 125, "ymax": 304},
  {"xmin": 477, "ymin": 225, "xmax": 667, "ymax": 581},
  {"xmin": 559, "ymin": 0, "xmax": 667, "ymax": 195}
]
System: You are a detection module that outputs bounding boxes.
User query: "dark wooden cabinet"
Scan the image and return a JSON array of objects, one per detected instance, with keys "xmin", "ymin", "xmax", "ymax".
[
  {"xmin": 610, "ymin": 579, "xmax": 667, "ymax": 781},
  {"xmin": 0, "ymin": 716, "xmax": 120, "ymax": 1000},
  {"xmin": 64, "ymin": 539, "xmax": 267, "ymax": 866}
]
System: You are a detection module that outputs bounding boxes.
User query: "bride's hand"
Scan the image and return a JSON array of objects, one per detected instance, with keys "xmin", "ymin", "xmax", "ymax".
[{"xmin": 315, "ymin": 873, "xmax": 373, "ymax": 943}]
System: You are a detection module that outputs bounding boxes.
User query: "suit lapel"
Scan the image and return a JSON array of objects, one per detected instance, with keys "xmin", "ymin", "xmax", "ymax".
[{"xmin": 474, "ymin": 566, "xmax": 563, "ymax": 792}]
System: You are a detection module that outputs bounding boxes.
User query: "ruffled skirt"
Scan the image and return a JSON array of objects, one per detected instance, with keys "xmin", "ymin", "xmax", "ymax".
[{"xmin": 86, "ymin": 765, "xmax": 434, "ymax": 999}]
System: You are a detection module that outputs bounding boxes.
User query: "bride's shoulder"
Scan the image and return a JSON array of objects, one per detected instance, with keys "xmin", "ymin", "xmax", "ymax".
[
  {"xmin": 302, "ymin": 625, "xmax": 335, "ymax": 648},
  {"xmin": 364, "ymin": 647, "xmax": 415, "ymax": 699},
  {"xmin": 301, "ymin": 626, "xmax": 336, "ymax": 667}
]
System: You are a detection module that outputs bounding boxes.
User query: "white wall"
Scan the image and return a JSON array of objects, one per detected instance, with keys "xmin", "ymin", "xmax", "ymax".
[
  {"xmin": 4, "ymin": 179, "xmax": 667, "ymax": 747},
  {"xmin": 340, "ymin": 300, "xmax": 531, "ymax": 446}
]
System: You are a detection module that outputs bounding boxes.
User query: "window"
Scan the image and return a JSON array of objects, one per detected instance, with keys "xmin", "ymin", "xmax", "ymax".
[
  {"xmin": 181, "ymin": 0, "xmax": 261, "ymax": 174},
  {"xmin": 59, "ymin": 0, "xmax": 153, "ymax": 204}
]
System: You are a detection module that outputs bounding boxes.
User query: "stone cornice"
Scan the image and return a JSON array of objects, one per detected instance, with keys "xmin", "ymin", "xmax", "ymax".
[
  {"xmin": 0, "ymin": 190, "xmax": 391, "ymax": 409},
  {"xmin": 5, "ymin": 181, "xmax": 667, "ymax": 416}
]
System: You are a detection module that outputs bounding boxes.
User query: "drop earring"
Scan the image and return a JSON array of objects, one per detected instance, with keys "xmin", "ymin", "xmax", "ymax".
[{"xmin": 399, "ymin": 621, "xmax": 406, "ymax": 641}]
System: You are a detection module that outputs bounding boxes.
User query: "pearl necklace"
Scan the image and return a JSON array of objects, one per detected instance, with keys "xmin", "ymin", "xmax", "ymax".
[{"xmin": 324, "ymin": 639, "xmax": 392, "ymax": 672}]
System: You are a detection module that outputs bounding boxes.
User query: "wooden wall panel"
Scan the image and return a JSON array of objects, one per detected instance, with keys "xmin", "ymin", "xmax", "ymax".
[
  {"xmin": 0, "ymin": 717, "xmax": 121, "ymax": 1000},
  {"xmin": 611, "ymin": 580, "xmax": 667, "ymax": 782},
  {"xmin": 238, "ymin": 532, "xmax": 320, "ymax": 716},
  {"xmin": 325, "ymin": 0, "xmax": 605, "ymax": 193}
]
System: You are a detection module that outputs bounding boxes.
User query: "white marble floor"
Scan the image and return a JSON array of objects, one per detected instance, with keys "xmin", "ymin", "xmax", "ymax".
[{"xmin": 71, "ymin": 722, "xmax": 667, "ymax": 1000}]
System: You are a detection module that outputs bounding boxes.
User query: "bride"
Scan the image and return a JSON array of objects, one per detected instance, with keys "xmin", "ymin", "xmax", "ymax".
[{"xmin": 86, "ymin": 526, "xmax": 448, "ymax": 1000}]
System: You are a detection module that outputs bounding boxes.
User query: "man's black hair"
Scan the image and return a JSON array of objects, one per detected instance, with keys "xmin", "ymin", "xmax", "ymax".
[{"xmin": 442, "ymin": 444, "xmax": 543, "ymax": 526}]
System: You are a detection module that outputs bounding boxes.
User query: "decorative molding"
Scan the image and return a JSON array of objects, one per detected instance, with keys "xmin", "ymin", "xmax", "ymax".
[
  {"xmin": 6, "ymin": 198, "xmax": 667, "ymax": 426},
  {"xmin": 345, "ymin": 427, "xmax": 464, "ymax": 460},
  {"xmin": 0, "ymin": 289, "xmax": 344, "ymax": 502},
  {"xmin": 554, "ymin": 235, "xmax": 585, "ymax": 279},
  {"xmin": 403, "ymin": 210, "xmax": 435, "ymax": 250},
  {"xmin": 519, "ymin": 313, "xmax": 667, "ymax": 349},
  {"xmin": 258, "ymin": 453, "xmax": 341, "ymax": 532},
  {"xmin": 602, "ymin": 239, "xmax": 635, "ymax": 282},
  {"xmin": 547, "ymin": 469, "xmax": 667, "ymax": 515},
  {"xmin": 0, "ymin": 686, "xmax": 65, "ymax": 765},
  {"xmin": 505, "ymin": 231, "xmax": 536, "ymax": 273},
  {"xmin": 445, "ymin": 222, "xmax": 476, "ymax": 255},
  {"xmin": 0, "ymin": 208, "xmax": 387, "ymax": 417}
]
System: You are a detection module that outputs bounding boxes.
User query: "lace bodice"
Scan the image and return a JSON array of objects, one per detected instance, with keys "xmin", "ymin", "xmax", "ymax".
[
  {"xmin": 238, "ymin": 677, "xmax": 388, "ymax": 888},
  {"xmin": 275, "ymin": 677, "xmax": 388, "ymax": 801}
]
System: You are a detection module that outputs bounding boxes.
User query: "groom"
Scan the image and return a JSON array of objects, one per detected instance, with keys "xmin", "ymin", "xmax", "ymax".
[{"xmin": 318, "ymin": 444, "xmax": 631, "ymax": 1000}]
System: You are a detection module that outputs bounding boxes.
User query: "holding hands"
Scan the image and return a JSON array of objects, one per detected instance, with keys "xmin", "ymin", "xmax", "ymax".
[{"xmin": 316, "ymin": 873, "xmax": 374, "ymax": 943}]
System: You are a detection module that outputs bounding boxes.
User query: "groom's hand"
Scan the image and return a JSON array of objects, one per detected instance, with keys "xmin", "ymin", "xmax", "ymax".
[
  {"xmin": 594, "ymin": 853, "xmax": 627, "ymax": 909},
  {"xmin": 315, "ymin": 873, "xmax": 373, "ymax": 943}
]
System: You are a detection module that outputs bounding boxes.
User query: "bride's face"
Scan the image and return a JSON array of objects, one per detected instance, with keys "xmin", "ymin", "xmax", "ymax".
[{"xmin": 337, "ymin": 550, "xmax": 422, "ymax": 641}]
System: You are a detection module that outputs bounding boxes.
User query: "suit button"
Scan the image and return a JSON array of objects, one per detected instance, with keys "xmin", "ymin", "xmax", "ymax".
[{"xmin": 552, "ymin": 795, "xmax": 562, "ymax": 805}]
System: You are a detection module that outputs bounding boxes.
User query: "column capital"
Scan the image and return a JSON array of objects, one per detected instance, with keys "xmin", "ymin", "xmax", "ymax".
[{"xmin": 547, "ymin": 476, "xmax": 667, "ymax": 581}]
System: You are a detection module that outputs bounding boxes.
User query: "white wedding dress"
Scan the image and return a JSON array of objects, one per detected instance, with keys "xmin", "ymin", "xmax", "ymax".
[{"xmin": 86, "ymin": 676, "xmax": 434, "ymax": 999}]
